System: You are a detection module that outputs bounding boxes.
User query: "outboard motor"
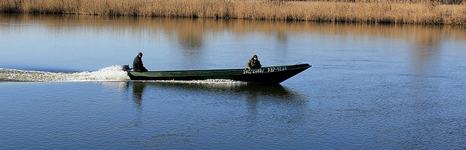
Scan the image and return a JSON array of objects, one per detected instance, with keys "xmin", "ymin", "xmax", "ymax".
[{"xmin": 122, "ymin": 65, "xmax": 131, "ymax": 71}]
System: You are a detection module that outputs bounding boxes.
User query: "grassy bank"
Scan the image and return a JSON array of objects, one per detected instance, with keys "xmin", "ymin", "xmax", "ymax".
[{"xmin": 1, "ymin": 0, "xmax": 465, "ymax": 25}]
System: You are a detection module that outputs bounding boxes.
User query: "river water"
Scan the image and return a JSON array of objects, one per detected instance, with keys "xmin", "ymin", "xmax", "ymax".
[{"xmin": 0, "ymin": 15, "xmax": 465, "ymax": 149}]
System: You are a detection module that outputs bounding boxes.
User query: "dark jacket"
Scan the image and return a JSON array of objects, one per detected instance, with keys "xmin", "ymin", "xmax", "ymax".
[
  {"xmin": 247, "ymin": 59, "xmax": 262, "ymax": 69},
  {"xmin": 133, "ymin": 55, "xmax": 148, "ymax": 72}
]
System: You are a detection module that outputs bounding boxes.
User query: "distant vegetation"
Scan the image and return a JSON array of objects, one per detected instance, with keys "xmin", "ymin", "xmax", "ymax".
[{"xmin": 0, "ymin": 0, "xmax": 465, "ymax": 25}]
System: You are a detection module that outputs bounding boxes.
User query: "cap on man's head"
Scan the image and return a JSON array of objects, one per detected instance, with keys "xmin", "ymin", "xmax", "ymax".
[{"xmin": 138, "ymin": 52, "xmax": 143, "ymax": 57}]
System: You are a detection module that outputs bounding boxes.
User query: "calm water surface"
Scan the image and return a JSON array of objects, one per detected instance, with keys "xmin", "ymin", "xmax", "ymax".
[{"xmin": 0, "ymin": 15, "xmax": 465, "ymax": 149}]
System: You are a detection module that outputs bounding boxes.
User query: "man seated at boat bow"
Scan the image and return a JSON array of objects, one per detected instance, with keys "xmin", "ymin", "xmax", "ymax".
[{"xmin": 247, "ymin": 55, "xmax": 262, "ymax": 69}]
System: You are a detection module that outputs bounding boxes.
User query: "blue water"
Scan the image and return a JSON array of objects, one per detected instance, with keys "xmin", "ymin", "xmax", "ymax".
[{"xmin": 0, "ymin": 15, "xmax": 465, "ymax": 149}]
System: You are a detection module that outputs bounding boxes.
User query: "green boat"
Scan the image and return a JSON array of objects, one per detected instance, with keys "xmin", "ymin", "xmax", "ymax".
[{"xmin": 127, "ymin": 64, "xmax": 311, "ymax": 84}]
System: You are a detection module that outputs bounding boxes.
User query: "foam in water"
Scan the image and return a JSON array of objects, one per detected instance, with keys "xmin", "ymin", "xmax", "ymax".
[
  {"xmin": 0, "ymin": 66, "xmax": 247, "ymax": 84},
  {"xmin": 146, "ymin": 79, "xmax": 245, "ymax": 84},
  {"xmin": 0, "ymin": 65, "xmax": 130, "ymax": 82}
]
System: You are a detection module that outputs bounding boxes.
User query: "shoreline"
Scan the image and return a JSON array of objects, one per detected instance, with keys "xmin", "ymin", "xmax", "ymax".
[{"xmin": 1, "ymin": 0, "xmax": 465, "ymax": 25}]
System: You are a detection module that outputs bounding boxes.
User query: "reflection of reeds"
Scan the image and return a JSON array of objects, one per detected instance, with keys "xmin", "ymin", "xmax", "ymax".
[
  {"xmin": 2, "ymin": 15, "xmax": 466, "ymax": 43},
  {"xmin": 1, "ymin": 0, "xmax": 465, "ymax": 25}
]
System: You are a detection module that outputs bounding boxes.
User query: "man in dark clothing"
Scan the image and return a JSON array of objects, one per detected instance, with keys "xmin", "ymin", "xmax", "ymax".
[
  {"xmin": 133, "ymin": 52, "xmax": 148, "ymax": 72},
  {"xmin": 247, "ymin": 55, "xmax": 262, "ymax": 69}
]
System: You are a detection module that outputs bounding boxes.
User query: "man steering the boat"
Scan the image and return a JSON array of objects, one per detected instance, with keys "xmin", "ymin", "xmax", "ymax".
[
  {"xmin": 133, "ymin": 52, "xmax": 148, "ymax": 72},
  {"xmin": 247, "ymin": 54, "xmax": 262, "ymax": 69}
]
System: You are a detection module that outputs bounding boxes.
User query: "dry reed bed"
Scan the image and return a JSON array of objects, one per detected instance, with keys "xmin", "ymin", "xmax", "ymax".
[{"xmin": 1, "ymin": 0, "xmax": 465, "ymax": 25}]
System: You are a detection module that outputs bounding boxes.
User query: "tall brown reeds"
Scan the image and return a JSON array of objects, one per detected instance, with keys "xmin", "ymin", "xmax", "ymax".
[{"xmin": 0, "ymin": 0, "xmax": 465, "ymax": 25}]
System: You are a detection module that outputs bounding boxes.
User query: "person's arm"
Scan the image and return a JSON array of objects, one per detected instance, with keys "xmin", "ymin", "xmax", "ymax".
[
  {"xmin": 139, "ymin": 57, "xmax": 148, "ymax": 72},
  {"xmin": 247, "ymin": 60, "xmax": 253, "ymax": 69}
]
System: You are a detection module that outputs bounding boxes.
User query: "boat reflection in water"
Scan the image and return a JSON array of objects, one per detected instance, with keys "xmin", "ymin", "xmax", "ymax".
[
  {"xmin": 125, "ymin": 81, "xmax": 308, "ymax": 127},
  {"xmin": 131, "ymin": 82, "xmax": 146, "ymax": 108},
  {"xmin": 126, "ymin": 81, "xmax": 307, "ymax": 109}
]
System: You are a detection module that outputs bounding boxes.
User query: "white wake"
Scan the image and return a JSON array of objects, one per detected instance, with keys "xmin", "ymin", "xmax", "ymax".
[
  {"xmin": 145, "ymin": 79, "xmax": 245, "ymax": 84},
  {"xmin": 0, "ymin": 66, "xmax": 129, "ymax": 82},
  {"xmin": 0, "ymin": 66, "xmax": 252, "ymax": 85}
]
